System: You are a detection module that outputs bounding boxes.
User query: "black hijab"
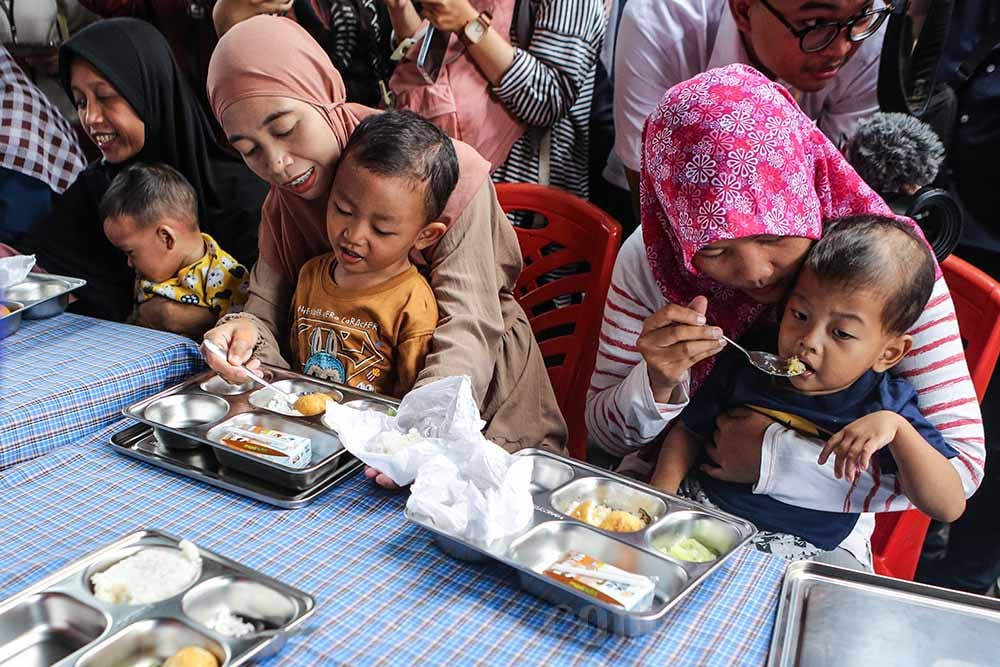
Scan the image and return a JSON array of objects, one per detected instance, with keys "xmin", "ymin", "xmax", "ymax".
[{"xmin": 19, "ymin": 18, "xmax": 266, "ymax": 322}]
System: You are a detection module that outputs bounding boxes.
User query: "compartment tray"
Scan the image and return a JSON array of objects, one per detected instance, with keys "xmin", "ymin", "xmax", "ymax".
[
  {"xmin": 406, "ymin": 448, "xmax": 757, "ymax": 636},
  {"xmin": 110, "ymin": 423, "xmax": 362, "ymax": 509}
]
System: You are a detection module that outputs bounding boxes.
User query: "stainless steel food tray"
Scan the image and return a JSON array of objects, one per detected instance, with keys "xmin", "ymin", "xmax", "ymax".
[
  {"xmin": 122, "ymin": 366, "xmax": 397, "ymax": 491},
  {"xmin": 405, "ymin": 448, "xmax": 757, "ymax": 636},
  {"xmin": 0, "ymin": 300, "xmax": 23, "ymax": 339},
  {"xmin": 1, "ymin": 272, "xmax": 86, "ymax": 319},
  {"xmin": 0, "ymin": 529, "xmax": 315, "ymax": 667},
  {"xmin": 110, "ymin": 422, "xmax": 364, "ymax": 508},
  {"xmin": 768, "ymin": 561, "xmax": 1000, "ymax": 667}
]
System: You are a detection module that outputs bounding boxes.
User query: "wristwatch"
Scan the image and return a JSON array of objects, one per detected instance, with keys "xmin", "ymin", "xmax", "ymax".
[{"xmin": 460, "ymin": 11, "xmax": 492, "ymax": 46}]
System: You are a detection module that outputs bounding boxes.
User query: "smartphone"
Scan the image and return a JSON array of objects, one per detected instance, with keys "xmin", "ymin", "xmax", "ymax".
[{"xmin": 416, "ymin": 26, "xmax": 450, "ymax": 85}]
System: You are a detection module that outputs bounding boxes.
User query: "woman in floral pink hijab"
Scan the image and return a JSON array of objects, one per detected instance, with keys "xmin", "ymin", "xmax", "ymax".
[
  {"xmin": 639, "ymin": 63, "xmax": 919, "ymax": 391},
  {"xmin": 587, "ymin": 65, "xmax": 982, "ymax": 532}
]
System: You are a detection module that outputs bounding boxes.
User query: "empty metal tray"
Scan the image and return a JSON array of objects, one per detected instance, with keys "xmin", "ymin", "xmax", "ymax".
[{"xmin": 768, "ymin": 561, "xmax": 1000, "ymax": 666}]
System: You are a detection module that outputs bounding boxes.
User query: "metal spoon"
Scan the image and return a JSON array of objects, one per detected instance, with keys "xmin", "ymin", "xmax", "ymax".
[
  {"xmin": 720, "ymin": 334, "xmax": 806, "ymax": 377},
  {"xmin": 201, "ymin": 339, "xmax": 300, "ymax": 404}
]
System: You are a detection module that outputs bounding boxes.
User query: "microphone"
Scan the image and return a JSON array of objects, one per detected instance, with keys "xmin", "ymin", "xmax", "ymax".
[
  {"xmin": 847, "ymin": 112, "xmax": 945, "ymax": 196},
  {"xmin": 847, "ymin": 112, "xmax": 961, "ymax": 261}
]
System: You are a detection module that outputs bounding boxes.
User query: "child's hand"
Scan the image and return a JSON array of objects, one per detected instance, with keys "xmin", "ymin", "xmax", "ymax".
[
  {"xmin": 364, "ymin": 465, "xmax": 401, "ymax": 490},
  {"xmin": 819, "ymin": 411, "xmax": 902, "ymax": 482}
]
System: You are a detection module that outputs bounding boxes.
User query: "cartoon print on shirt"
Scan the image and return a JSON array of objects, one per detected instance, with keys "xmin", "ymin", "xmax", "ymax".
[
  {"xmin": 297, "ymin": 313, "xmax": 387, "ymax": 386},
  {"xmin": 303, "ymin": 325, "xmax": 347, "ymax": 382}
]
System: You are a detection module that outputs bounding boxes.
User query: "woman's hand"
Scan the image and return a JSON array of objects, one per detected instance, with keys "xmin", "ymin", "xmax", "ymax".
[
  {"xmin": 637, "ymin": 296, "xmax": 724, "ymax": 403},
  {"xmin": 421, "ymin": 0, "xmax": 479, "ymax": 33},
  {"xmin": 201, "ymin": 318, "xmax": 262, "ymax": 383},
  {"xmin": 700, "ymin": 407, "xmax": 772, "ymax": 484},
  {"xmin": 364, "ymin": 465, "xmax": 401, "ymax": 490},
  {"xmin": 212, "ymin": 0, "xmax": 294, "ymax": 37},
  {"xmin": 382, "ymin": 0, "xmax": 413, "ymax": 10}
]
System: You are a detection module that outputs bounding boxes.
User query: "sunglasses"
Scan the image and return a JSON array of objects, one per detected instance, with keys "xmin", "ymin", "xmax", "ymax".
[{"xmin": 757, "ymin": 0, "xmax": 896, "ymax": 53}]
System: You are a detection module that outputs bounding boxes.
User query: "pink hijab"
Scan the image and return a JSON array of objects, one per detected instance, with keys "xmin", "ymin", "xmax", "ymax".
[
  {"xmin": 640, "ymin": 64, "xmax": 926, "ymax": 390},
  {"xmin": 207, "ymin": 15, "xmax": 492, "ymax": 283}
]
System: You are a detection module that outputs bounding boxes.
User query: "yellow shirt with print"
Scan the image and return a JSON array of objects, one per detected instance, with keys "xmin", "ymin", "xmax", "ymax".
[{"xmin": 136, "ymin": 233, "xmax": 249, "ymax": 317}]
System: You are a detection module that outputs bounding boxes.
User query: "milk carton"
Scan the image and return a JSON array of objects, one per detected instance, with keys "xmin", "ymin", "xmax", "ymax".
[{"xmin": 220, "ymin": 425, "xmax": 312, "ymax": 469}]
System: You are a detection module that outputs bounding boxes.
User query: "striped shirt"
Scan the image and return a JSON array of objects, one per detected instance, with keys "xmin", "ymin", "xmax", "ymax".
[
  {"xmin": 587, "ymin": 228, "xmax": 986, "ymax": 515},
  {"xmin": 491, "ymin": 0, "xmax": 606, "ymax": 199}
]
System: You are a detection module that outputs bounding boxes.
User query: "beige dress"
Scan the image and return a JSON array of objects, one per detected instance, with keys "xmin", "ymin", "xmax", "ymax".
[{"xmin": 227, "ymin": 180, "xmax": 568, "ymax": 454}]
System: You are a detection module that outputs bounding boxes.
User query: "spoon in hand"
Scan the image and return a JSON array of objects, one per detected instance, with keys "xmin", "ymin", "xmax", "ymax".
[
  {"xmin": 201, "ymin": 339, "xmax": 300, "ymax": 404},
  {"xmin": 720, "ymin": 334, "xmax": 806, "ymax": 377}
]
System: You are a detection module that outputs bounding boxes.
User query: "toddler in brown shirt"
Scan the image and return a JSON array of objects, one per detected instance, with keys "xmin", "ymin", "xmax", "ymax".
[{"xmin": 290, "ymin": 110, "xmax": 458, "ymax": 398}]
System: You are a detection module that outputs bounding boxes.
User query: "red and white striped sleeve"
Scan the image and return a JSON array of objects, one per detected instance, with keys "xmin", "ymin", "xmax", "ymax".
[
  {"xmin": 585, "ymin": 229, "xmax": 689, "ymax": 456},
  {"xmin": 757, "ymin": 276, "xmax": 986, "ymax": 512}
]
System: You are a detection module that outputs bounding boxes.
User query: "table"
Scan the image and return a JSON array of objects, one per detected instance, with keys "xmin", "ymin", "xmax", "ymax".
[
  {"xmin": 0, "ymin": 419, "xmax": 787, "ymax": 666},
  {"xmin": 0, "ymin": 314, "xmax": 204, "ymax": 469}
]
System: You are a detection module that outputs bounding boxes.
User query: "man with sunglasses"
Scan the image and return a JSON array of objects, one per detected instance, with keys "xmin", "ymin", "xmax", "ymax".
[{"xmin": 607, "ymin": 0, "xmax": 894, "ymax": 207}]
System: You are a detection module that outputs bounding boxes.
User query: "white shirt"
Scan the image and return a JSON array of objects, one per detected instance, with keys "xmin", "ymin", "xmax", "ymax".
[{"xmin": 606, "ymin": 0, "xmax": 884, "ymax": 188}]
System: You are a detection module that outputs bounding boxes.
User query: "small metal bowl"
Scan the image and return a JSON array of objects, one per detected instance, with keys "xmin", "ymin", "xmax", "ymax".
[
  {"xmin": 5, "ymin": 279, "xmax": 71, "ymax": 319},
  {"xmin": 0, "ymin": 300, "xmax": 24, "ymax": 339},
  {"xmin": 144, "ymin": 394, "xmax": 230, "ymax": 450},
  {"xmin": 199, "ymin": 375, "xmax": 255, "ymax": 395}
]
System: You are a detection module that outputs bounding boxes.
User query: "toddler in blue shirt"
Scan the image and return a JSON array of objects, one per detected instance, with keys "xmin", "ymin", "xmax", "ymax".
[{"xmin": 651, "ymin": 215, "xmax": 966, "ymax": 551}]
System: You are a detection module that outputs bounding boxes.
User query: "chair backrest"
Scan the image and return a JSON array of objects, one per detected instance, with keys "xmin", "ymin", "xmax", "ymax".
[
  {"xmin": 872, "ymin": 254, "xmax": 1000, "ymax": 579},
  {"xmin": 495, "ymin": 183, "xmax": 621, "ymax": 460},
  {"xmin": 939, "ymin": 255, "xmax": 1000, "ymax": 400}
]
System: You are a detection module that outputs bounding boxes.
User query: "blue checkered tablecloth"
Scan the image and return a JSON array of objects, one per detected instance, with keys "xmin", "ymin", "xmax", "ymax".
[
  {"xmin": 0, "ymin": 420, "xmax": 787, "ymax": 666},
  {"xmin": 0, "ymin": 313, "xmax": 204, "ymax": 469}
]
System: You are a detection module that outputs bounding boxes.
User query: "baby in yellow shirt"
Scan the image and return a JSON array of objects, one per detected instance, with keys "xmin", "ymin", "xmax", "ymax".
[
  {"xmin": 101, "ymin": 163, "xmax": 249, "ymax": 335},
  {"xmin": 290, "ymin": 110, "xmax": 457, "ymax": 398}
]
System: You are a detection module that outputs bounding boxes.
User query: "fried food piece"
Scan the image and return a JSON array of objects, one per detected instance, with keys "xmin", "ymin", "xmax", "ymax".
[
  {"xmin": 598, "ymin": 510, "xmax": 646, "ymax": 533},
  {"xmin": 293, "ymin": 392, "xmax": 336, "ymax": 416},
  {"xmin": 0, "ymin": 305, "xmax": 9, "ymax": 316},
  {"xmin": 570, "ymin": 501, "xmax": 646, "ymax": 532},
  {"xmin": 163, "ymin": 646, "xmax": 219, "ymax": 667}
]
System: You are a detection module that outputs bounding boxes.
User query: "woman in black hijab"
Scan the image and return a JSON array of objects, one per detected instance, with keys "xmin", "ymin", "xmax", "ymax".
[{"xmin": 17, "ymin": 18, "xmax": 266, "ymax": 323}]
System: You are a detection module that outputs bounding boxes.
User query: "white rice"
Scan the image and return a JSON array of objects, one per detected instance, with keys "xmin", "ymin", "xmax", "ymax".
[
  {"xmin": 369, "ymin": 428, "xmax": 424, "ymax": 455},
  {"xmin": 91, "ymin": 539, "xmax": 201, "ymax": 604},
  {"xmin": 265, "ymin": 394, "xmax": 302, "ymax": 416},
  {"xmin": 206, "ymin": 606, "xmax": 255, "ymax": 637}
]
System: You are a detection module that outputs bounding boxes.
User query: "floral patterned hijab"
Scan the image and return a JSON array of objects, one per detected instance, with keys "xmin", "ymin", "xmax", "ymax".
[{"xmin": 640, "ymin": 64, "xmax": 921, "ymax": 389}]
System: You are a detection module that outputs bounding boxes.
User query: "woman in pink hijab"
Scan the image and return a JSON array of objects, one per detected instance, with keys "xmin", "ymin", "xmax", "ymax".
[
  {"xmin": 201, "ymin": 16, "xmax": 567, "ymax": 471},
  {"xmin": 587, "ymin": 65, "xmax": 983, "ymax": 566}
]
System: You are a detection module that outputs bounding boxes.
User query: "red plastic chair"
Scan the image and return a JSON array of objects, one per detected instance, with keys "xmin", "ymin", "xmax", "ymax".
[
  {"xmin": 495, "ymin": 183, "xmax": 621, "ymax": 460},
  {"xmin": 872, "ymin": 255, "xmax": 1000, "ymax": 579}
]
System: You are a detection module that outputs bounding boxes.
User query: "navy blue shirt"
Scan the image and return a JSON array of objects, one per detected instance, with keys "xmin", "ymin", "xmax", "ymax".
[{"xmin": 682, "ymin": 347, "xmax": 957, "ymax": 550}]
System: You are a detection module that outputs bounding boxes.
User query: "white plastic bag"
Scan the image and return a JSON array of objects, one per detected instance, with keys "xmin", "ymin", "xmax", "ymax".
[
  {"xmin": 322, "ymin": 400, "xmax": 442, "ymax": 486},
  {"xmin": 0, "ymin": 255, "xmax": 35, "ymax": 291},
  {"xmin": 322, "ymin": 376, "xmax": 535, "ymax": 544}
]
